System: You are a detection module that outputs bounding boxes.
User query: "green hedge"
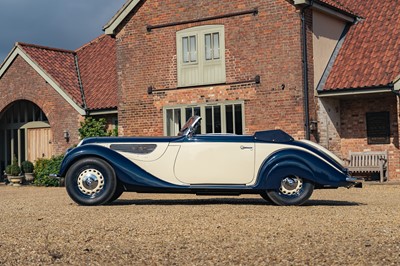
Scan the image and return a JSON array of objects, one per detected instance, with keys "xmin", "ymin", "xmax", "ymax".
[{"xmin": 34, "ymin": 155, "xmax": 64, "ymax": 187}]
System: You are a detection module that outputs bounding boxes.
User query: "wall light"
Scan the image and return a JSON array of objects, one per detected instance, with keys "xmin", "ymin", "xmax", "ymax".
[
  {"xmin": 310, "ymin": 121, "xmax": 318, "ymax": 132},
  {"xmin": 63, "ymin": 130, "xmax": 70, "ymax": 142}
]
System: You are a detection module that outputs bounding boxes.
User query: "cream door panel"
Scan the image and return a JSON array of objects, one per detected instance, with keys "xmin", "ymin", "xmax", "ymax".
[
  {"xmin": 131, "ymin": 145, "xmax": 184, "ymax": 185},
  {"xmin": 174, "ymin": 142, "xmax": 255, "ymax": 184}
]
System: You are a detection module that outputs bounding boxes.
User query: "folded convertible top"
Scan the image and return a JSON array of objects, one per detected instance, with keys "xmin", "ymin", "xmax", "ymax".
[{"xmin": 254, "ymin": 130, "xmax": 294, "ymax": 143}]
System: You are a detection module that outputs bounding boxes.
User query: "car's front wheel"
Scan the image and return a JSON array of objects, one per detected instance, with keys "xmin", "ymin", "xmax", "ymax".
[
  {"xmin": 107, "ymin": 182, "xmax": 125, "ymax": 204},
  {"xmin": 65, "ymin": 157, "xmax": 117, "ymax": 206},
  {"xmin": 266, "ymin": 175, "xmax": 314, "ymax": 206}
]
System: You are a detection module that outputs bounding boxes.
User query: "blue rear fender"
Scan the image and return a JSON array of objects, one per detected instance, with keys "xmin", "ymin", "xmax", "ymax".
[
  {"xmin": 59, "ymin": 145, "xmax": 184, "ymax": 189},
  {"xmin": 257, "ymin": 149, "xmax": 349, "ymax": 190}
]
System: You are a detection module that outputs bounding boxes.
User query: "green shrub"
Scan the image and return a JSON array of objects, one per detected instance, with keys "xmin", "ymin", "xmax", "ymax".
[
  {"xmin": 79, "ymin": 117, "xmax": 109, "ymax": 139},
  {"xmin": 21, "ymin": 160, "xmax": 34, "ymax": 173},
  {"xmin": 34, "ymin": 155, "xmax": 64, "ymax": 187},
  {"xmin": 5, "ymin": 155, "xmax": 21, "ymax": 176},
  {"xmin": 5, "ymin": 164, "xmax": 21, "ymax": 176},
  {"xmin": 79, "ymin": 117, "xmax": 118, "ymax": 139}
]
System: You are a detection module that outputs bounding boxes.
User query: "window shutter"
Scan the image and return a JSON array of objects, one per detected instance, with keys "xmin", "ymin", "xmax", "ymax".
[{"xmin": 177, "ymin": 25, "xmax": 225, "ymax": 87}]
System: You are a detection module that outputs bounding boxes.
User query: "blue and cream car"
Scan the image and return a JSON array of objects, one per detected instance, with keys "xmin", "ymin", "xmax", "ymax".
[{"xmin": 59, "ymin": 116, "xmax": 361, "ymax": 206}]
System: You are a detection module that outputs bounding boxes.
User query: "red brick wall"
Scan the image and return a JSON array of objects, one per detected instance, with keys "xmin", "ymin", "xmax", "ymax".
[
  {"xmin": 115, "ymin": 0, "xmax": 308, "ymax": 139},
  {"xmin": 340, "ymin": 94, "xmax": 399, "ymax": 180},
  {"xmin": 0, "ymin": 55, "xmax": 83, "ymax": 155}
]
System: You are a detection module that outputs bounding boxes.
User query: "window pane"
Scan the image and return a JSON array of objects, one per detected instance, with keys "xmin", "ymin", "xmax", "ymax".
[
  {"xmin": 213, "ymin": 33, "xmax": 220, "ymax": 59},
  {"xmin": 366, "ymin": 112, "xmax": 390, "ymax": 144},
  {"xmin": 206, "ymin": 107, "xmax": 213, "ymax": 133},
  {"xmin": 226, "ymin": 105, "xmax": 233, "ymax": 133},
  {"xmin": 174, "ymin": 109, "xmax": 181, "ymax": 134},
  {"xmin": 205, "ymin": 34, "xmax": 212, "ymax": 60},
  {"xmin": 185, "ymin": 108, "xmax": 192, "ymax": 122},
  {"xmin": 234, "ymin": 104, "xmax": 243, "ymax": 135},
  {"xmin": 189, "ymin": 36, "xmax": 197, "ymax": 62},
  {"xmin": 214, "ymin": 106, "xmax": 221, "ymax": 133},
  {"xmin": 194, "ymin": 107, "xmax": 201, "ymax": 134},
  {"xmin": 182, "ymin": 37, "xmax": 189, "ymax": 63},
  {"xmin": 167, "ymin": 109, "xmax": 182, "ymax": 136},
  {"xmin": 194, "ymin": 107, "xmax": 200, "ymax": 116},
  {"xmin": 166, "ymin": 109, "xmax": 173, "ymax": 136}
]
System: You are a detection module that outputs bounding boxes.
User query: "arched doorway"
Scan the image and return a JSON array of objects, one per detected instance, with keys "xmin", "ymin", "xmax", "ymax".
[{"xmin": 0, "ymin": 100, "xmax": 53, "ymax": 174}]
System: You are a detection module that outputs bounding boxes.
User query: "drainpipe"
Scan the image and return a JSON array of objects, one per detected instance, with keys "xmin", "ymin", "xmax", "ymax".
[{"xmin": 300, "ymin": 1, "xmax": 312, "ymax": 140}]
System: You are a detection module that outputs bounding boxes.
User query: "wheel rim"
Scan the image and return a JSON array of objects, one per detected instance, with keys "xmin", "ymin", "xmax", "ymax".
[
  {"xmin": 279, "ymin": 176, "xmax": 303, "ymax": 196},
  {"xmin": 77, "ymin": 169, "xmax": 105, "ymax": 197}
]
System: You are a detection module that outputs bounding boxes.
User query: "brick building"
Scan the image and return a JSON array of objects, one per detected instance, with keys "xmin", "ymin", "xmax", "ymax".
[
  {"xmin": 104, "ymin": 0, "xmax": 313, "ymax": 138},
  {"xmin": 315, "ymin": 1, "xmax": 400, "ymax": 180},
  {"xmin": 102, "ymin": 0, "xmax": 399, "ymax": 180},
  {"xmin": 1, "ymin": 0, "xmax": 399, "ymax": 181},
  {"xmin": 0, "ymin": 35, "xmax": 117, "ymax": 173}
]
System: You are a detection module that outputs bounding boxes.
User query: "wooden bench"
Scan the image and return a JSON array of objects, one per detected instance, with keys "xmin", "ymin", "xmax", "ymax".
[{"xmin": 345, "ymin": 151, "xmax": 388, "ymax": 182}]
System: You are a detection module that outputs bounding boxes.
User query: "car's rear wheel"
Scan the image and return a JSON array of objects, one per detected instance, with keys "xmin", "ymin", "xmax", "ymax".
[
  {"xmin": 266, "ymin": 175, "xmax": 314, "ymax": 206},
  {"xmin": 65, "ymin": 157, "xmax": 117, "ymax": 206}
]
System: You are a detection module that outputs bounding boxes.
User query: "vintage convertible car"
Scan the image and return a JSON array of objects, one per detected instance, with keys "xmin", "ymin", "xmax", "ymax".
[{"xmin": 58, "ymin": 116, "xmax": 361, "ymax": 206}]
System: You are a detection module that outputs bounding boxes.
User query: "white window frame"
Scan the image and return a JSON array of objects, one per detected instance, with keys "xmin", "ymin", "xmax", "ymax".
[
  {"xmin": 163, "ymin": 101, "xmax": 245, "ymax": 136},
  {"xmin": 177, "ymin": 25, "xmax": 226, "ymax": 87}
]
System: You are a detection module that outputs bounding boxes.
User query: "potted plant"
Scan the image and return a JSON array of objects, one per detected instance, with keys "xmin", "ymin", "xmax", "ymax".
[
  {"xmin": 5, "ymin": 155, "xmax": 23, "ymax": 186},
  {"xmin": 22, "ymin": 160, "xmax": 35, "ymax": 183}
]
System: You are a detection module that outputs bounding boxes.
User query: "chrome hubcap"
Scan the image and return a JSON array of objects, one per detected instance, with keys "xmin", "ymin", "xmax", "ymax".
[
  {"xmin": 280, "ymin": 176, "xmax": 303, "ymax": 195},
  {"xmin": 77, "ymin": 169, "xmax": 105, "ymax": 196}
]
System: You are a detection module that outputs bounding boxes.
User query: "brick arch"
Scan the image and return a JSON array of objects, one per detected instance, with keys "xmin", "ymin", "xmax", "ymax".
[
  {"xmin": 0, "ymin": 100, "xmax": 52, "ymax": 177},
  {"xmin": 0, "ymin": 55, "xmax": 83, "ymax": 159}
]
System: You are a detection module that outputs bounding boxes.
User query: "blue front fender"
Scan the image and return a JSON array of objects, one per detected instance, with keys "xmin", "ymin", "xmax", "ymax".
[
  {"xmin": 256, "ymin": 149, "xmax": 350, "ymax": 190},
  {"xmin": 59, "ymin": 145, "xmax": 185, "ymax": 189}
]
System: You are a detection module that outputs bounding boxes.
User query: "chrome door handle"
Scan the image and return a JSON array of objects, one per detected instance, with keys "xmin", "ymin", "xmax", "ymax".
[{"xmin": 240, "ymin": 145, "xmax": 253, "ymax": 150}]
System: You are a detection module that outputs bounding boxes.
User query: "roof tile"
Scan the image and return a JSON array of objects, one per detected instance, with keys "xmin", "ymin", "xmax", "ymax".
[
  {"xmin": 19, "ymin": 44, "xmax": 83, "ymax": 106},
  {"xmin": 317, "ymin": 0, "xmax": 357, "ymax": 16},
  {"xmin": 76, "ymin": 35, "xmax": 117, "ymax": 110},
  {"xmin": 18, "ymin": 35, "xmax": 117, "ymax": 111},
  {"xmin": 324, "ymin": 0, "xmax": 400, "ymax": 90}
]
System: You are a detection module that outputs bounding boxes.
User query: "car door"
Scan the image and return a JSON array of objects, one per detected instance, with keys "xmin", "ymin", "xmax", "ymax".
[{"xmin": 174, "ymin": 136, "xmax": 255, "ymax": 184}]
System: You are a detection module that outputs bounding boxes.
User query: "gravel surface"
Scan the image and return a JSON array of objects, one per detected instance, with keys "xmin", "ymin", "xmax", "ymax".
[{"xmin": 0, "ymin": 183, "xmax": 400, "ymax": 265}]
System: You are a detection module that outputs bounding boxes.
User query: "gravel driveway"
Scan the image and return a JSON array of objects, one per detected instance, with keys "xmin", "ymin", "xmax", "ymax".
[{"xmin": 0, "ymin": 183, "xmax": 399, "ymax": 265}]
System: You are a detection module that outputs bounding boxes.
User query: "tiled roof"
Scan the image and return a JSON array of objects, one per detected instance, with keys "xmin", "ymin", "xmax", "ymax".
[
  {"xmin": 316, "ymin": 0, "xmax": 357, "ymax": 16},
  {"xmin": 77, "ymin": 35, "xmax": 117, "ymax": 110},
  {"xmin": 19, "ymin": 43, "xmax": 83, "ymax": 107},
  {"xmin": 18, "ymin": 35, "xmax": 117, "ymax": 110},
  {"xmin": 323, "ymin": 0, "xmax": 400, "ymax": 90}
]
